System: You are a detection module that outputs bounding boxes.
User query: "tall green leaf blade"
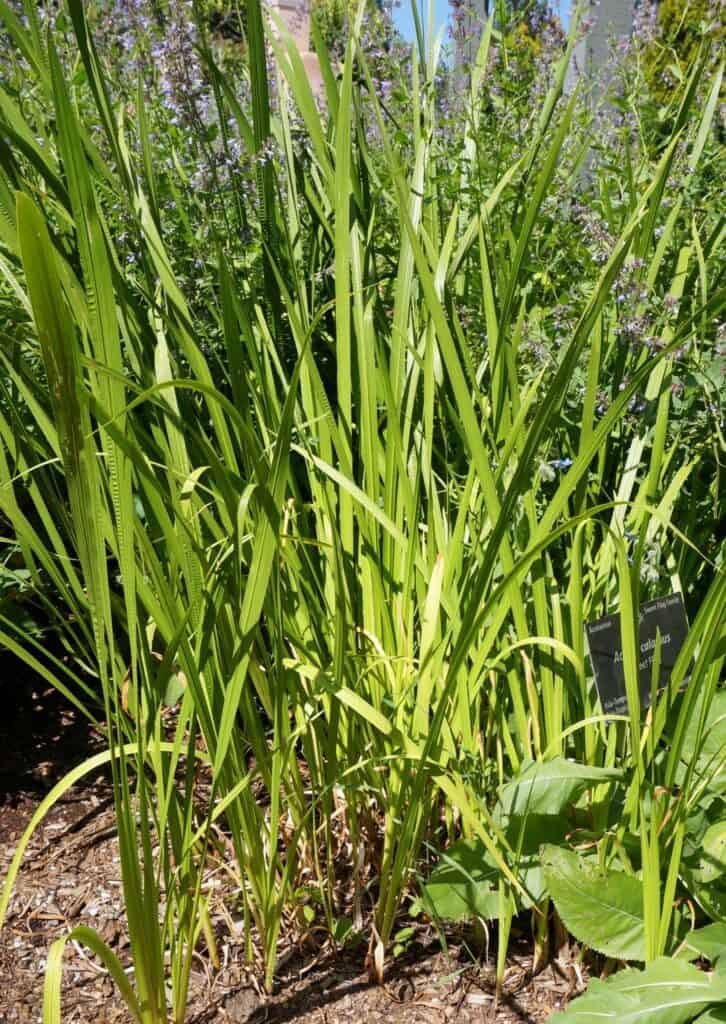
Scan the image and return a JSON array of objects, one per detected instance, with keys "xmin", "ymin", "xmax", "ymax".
[{"xmin": 16, "ymin": 193, "xmax": 109, "ymax": 650}]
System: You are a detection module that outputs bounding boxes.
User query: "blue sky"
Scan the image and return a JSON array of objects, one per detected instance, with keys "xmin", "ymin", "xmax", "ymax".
[{"xmin": 392, "ymin": 1, "xmax": 571, "ymax": 46}]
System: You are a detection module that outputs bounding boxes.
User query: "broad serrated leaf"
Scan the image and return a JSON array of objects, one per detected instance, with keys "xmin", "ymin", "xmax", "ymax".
[
  {"xmin": 678, "ymin": 923, "xmax": 726, "ymax": 964},
  {"xmin": 498, "ymin": 758, "xmax": 621, "ymax": 819},
  {"xmin": 683, "ymin": 801, "xmax": 726, "ymax": 924},
  {"xmin": 542, "ymin": 844, "xmax": 646, "ymax": 960},
  {"xmin": 420, "ymin": 838, "xmax": 546, "ymax": 922},
  {"xmin": 698, "ymin": 824, "xmax": 726, "ymax": 885},
  {"xmin": 550, "ymin": 957, "xmax": 726, "ymax": 1023},
  {"xmin": 419, "ymin": 840, "xmax": 500, "ymax": 922},
  {"xmin": 680, "ymin": 691, "xmax": 726, "ymax": 789}
]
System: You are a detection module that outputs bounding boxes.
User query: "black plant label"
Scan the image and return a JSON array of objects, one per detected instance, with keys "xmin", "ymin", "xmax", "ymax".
[{"xmin": 585, "ymin": 592, "xmax": 690, "ymax": 716}]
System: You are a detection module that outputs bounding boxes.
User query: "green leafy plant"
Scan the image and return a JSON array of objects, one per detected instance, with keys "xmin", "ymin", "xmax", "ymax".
[
  {"xmin": 0, "ymin": 0, "xmax": 723, "ymax": 1016},
  {"xmin": 550, "ymin": 958, "xmax": 726, "ymax": 1024}
]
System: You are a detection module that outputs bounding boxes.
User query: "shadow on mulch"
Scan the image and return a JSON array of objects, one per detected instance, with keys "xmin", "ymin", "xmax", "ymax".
[
  {"xmin": 0, "ymin": 649, "xmax": 103, "ymax": 817},
  {"xmin": 217, "ymin": 929, "xmax": 580, "ymax": 1024},
  {"xmin": 0, "ymin": 651, "xmax": 584, "ymax": 1023}
]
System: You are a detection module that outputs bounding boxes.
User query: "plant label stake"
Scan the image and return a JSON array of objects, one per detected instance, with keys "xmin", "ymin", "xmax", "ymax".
[{"xmin": 585, "ymin": 592, "xmax": 690, "ymax": 716}]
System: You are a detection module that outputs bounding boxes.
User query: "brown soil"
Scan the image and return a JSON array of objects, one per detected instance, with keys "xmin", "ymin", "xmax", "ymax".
[{"xmin": 0, "ymin": 680, "xmax": 586, "ymax": 1023}]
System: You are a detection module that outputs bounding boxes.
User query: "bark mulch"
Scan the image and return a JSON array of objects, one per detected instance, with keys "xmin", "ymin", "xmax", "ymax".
[{"xmin": 0, "ymin": 680, "xmax": 586, "ymax": 1023}]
